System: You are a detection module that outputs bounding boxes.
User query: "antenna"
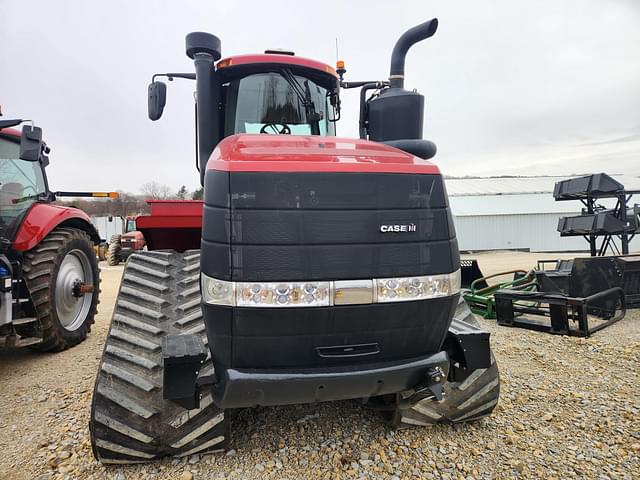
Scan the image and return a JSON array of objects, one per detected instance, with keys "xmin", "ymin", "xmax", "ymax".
[{"xmin": 335, "ymin": 37, "xmax": 346, "ymax": 82}]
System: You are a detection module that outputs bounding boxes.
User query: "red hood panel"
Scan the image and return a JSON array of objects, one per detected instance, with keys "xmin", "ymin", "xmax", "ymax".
[{"xmin": 207, "ymin": 135, "xmax": 440, "ymax": 174}]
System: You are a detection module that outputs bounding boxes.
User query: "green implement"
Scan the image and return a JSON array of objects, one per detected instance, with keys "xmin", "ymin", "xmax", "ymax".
[{"xmin": 463, "ymin": 269, "xmax": 537, "ymax": 319}]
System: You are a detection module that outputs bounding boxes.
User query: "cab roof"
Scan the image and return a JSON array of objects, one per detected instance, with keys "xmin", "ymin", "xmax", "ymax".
[{"xmin": 216, "ymin": 53, "xmax": 338, "ymax": 78}]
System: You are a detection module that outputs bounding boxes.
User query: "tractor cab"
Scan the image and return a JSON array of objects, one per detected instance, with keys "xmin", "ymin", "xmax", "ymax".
[
  {"xmin": 148, "ymin": 46, "xmax": 340, "ymax": 183},
  {"xmin": 0, "ymin": 121, "xmax": 50, "ymax": 242},
  {"xmin": 216, "ymin": 54, "xmax": 339, "ymax": 137}
]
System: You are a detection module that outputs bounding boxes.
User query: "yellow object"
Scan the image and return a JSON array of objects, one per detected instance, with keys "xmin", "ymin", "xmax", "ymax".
[
  {"xmin": 91, "ymin": 192, "xmax": 119, "ymax": 199},
  {"xmin": 217, "ymin": 58, "xmax": 233, "ymax": 69}
]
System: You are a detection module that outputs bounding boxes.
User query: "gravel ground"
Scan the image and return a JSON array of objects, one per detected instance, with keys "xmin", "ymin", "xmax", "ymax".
[{"xmin": 0, "ymin": 253, "xmax": 639, "ymax": 480}]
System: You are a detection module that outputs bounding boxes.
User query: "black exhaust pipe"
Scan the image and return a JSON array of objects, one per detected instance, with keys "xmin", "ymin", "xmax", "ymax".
[{"xmin": 389, "ymin": 18, "xmax": 438, "ymax": 89}]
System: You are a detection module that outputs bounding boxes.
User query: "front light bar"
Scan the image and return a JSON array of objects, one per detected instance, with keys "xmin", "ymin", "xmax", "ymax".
[{"xmin": 201, "ymin": 270, "xmax": 461, "ymax": 308}]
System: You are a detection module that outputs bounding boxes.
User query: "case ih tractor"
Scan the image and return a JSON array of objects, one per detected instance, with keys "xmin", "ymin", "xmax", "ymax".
[
  {"xmin": 107, "ymin": 216, "xmax": 146, "ymax": 266},
  {"xmin": 0, "ymin": 120, "xmax": 109, "ymax": 350},
  {"xmin": 90, "ymin": 18, "xmax": 500, "ymax": 462}
]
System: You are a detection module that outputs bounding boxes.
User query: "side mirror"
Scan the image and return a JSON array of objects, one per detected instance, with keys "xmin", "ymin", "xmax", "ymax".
[
  {"xmin": 148, "ymin": 81, "xmax": 167, "ymax": 121},
  {"xmin": 19, "ymin": 125, "xmax": 43, "ymax": 161}
]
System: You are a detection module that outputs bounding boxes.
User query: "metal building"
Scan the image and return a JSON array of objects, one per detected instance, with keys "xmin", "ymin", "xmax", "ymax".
[{"xmin": 445, "ymin": 175, "xmax": 640, "ymax": 252}]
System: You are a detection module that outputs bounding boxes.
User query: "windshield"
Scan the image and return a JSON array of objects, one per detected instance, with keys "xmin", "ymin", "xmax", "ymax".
[
  {"xmin": 223, "ymin": 72, "xmax": 336, "ymax": 137},
  {"xmin": 0, "ymin": 135, "xmax": 47, "ymax": 239}
]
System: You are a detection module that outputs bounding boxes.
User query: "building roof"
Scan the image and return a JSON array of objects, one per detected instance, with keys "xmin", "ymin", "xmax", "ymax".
[
  {"xmin": 445, "ymin": 174, "xmax": 640, "ymax": 216},
  {"xmin": 445, "ymin": 174, "xmax": 640, "ymax": 197}
]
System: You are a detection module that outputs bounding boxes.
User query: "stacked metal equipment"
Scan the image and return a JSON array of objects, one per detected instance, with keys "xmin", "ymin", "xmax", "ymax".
[
  {"xmin": 460, "ymin": 174, "xmax": 640, "ymax": 336},
  {"xmin": 555, "ymin": 173, "xmax": 639, "ymax": 256}
]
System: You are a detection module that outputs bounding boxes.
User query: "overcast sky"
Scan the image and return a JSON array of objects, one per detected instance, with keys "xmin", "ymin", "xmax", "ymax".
[{"xmin": 1, "ymin": 1, "xmax": 639, "ymax": 195}]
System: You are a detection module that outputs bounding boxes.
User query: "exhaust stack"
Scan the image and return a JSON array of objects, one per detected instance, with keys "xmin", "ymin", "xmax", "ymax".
[
  {"xmin": 389, "ymin": 19, "xmax": 438, "ymax": 89},
  {"xmin": 366, "ymin": 19, "xmax": 438, "ymax": 145}
]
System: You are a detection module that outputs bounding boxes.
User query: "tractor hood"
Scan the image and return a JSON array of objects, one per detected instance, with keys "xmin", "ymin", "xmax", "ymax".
[{"xmin": 207, "ymin": 134, "xmax": 440, "ymax": 175}]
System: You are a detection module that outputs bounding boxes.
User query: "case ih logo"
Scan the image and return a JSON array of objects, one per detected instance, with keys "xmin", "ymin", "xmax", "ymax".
[{"xmin": 379, "ymin": 224, "xmax": 417, "ymax": 233}]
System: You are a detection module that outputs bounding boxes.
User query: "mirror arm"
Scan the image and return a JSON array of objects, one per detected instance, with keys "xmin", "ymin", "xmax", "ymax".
[{"xmin": 152, "ymin": 73, "xmax": 196, "ymax": 82}]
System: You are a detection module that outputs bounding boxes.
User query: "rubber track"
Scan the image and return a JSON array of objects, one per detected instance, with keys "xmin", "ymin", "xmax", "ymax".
[
  {"xmin": 21, "ymin": 227, "xmax": 99, "ymax": 352},
  {"xmin": 392, "ymin": 295, "xmax": 500, "ymax": 426},
  {"xmin": 90, "ymin": 250, "xmax": 227, "ymax": 463}
]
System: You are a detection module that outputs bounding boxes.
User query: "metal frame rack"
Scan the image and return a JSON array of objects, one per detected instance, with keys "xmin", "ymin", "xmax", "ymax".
[{"xmin": 554, "ymin": 173, "xmax": 639, "ymax": 256}]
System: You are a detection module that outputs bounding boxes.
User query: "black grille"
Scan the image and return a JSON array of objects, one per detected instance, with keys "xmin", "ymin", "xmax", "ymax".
[{"xmin": 202, "ymin": 171, "xmax": 459, "ymax": 281}]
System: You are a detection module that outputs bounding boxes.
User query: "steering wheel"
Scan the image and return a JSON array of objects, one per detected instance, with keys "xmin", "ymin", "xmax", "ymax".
[{"xmin": 260, "ymin": 123, "xmax": 291, "ymax": 135}]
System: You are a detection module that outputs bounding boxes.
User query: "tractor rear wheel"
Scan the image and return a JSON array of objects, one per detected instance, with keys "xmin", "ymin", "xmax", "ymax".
[
  {"xmin": 387, "ymin": 296, "xmax": 500, "ymax": 426},
  {"xmin": 107, "ymin": 234, "xmax": 122, "ymax": 266},
  {"xmin": 90, "ymin": 250, "xmax": 228, "ymax": 463},
  {"xmin": 22, "ymin": 227, "xmax": 99, "ymax": 352}
]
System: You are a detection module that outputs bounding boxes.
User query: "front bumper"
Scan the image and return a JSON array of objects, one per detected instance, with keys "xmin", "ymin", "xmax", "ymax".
[
  {"xmin": 118, "ymin": 246, "xmax": 134, "ymax": 260},
  {"xmin": 211, "ymin": 351, "xmax": 449, "ymax": 408}
]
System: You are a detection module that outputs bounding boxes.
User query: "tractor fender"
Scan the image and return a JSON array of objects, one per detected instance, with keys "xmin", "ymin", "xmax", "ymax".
[{"xmin": 12, "ymin": 203, "xmax": 100, "ymax": 252}]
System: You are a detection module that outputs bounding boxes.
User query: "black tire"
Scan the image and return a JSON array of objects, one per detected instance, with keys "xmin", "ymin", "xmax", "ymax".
[
  {"xmin": 107, "ymin": 234, "xmax": 121, "ymax": 266},
  {"xmin": 22, "ymin": 227, "xmax": 99, "ymax": 352},
  {"xmin": 90, "ymin": 250, "xmax": 228, "ymax": 463},
  {"xmin": 389, "ymin": 296, "xmax": 500, "ymax": 426}
]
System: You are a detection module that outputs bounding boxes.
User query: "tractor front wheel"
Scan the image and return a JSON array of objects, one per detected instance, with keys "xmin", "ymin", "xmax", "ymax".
[{"xmin": 22, "ymin": 227, "xmax": 100, "ymax": 352}]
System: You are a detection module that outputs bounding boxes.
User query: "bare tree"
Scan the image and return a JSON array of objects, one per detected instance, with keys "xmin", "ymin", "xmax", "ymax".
[{"xmin": 140, "ymin": 181, "xmax": 173, "ymax": 200}]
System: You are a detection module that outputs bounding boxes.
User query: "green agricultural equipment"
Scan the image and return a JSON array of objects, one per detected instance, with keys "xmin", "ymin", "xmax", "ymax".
[
  {"xmin": 462, "ymin": 257, "xmax": 631, "ymax": 336},
  {"xmin": 463, "ymin": 269, "xmax": 537, "ymax": 319}
]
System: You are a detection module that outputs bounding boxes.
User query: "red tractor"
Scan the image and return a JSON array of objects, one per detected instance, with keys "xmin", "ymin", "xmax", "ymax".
[
  {"xmin": 0, "ymin": 119, "xmax": 111, "ymax": 350},
  {"xmin": 90, "ymin": 19, "xmax": 500, "ymax": 462},
  {"xmin": 107, "ymin": 216, "xmax": 146, "ymax": 266}
]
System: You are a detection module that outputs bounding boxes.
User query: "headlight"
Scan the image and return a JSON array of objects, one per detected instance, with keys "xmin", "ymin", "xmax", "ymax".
[
  {"xmin": 236, "ymin": 281, "xmax": 330, "ymax": 307},
  {"xmin": 201, "ymin": 275, "xmax": 235, "ymax": 306},
  {"xmin": 201, "ymin": 270, "xmax": 460, "ymax": 307},
  {"xmin": 376, "ymin": 270, "xmax": 461, "ymax": 303}
]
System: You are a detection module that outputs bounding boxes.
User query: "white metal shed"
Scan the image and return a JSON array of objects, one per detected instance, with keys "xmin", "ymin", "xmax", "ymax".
[{"xmin": 444, "ymin": 174, "xmax": 640, "ymax": 252}]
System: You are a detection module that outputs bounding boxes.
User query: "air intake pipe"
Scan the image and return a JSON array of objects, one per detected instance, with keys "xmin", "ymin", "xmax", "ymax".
[
  {"xmin": 389, "ymin": 18, "xmax": 438, "ymax": 89},
  {"xmin": 185, "ymin": 32, "xmax": 222, "ymax": 185}
]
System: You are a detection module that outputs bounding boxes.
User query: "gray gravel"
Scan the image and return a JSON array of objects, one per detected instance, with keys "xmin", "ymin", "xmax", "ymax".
[{"xmin": 0, "ymin": 259, "xmax": 639, "ymax": 479}]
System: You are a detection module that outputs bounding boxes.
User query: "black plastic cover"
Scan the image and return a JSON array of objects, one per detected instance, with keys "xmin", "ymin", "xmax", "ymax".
[
  {"xmin": 444, "ymin": 316, "xmax": 491, "ymax": 382},
  {"xmin": 204, "ymin": 294, "xmax": 458, "ymax": 370},
  {"xmin": 162, "ymin": 334, "xmax": 206, "ymax": 409},
  {"xmin": 367, "ymin": 88, "xmax": 424, "ymax": 142}
]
